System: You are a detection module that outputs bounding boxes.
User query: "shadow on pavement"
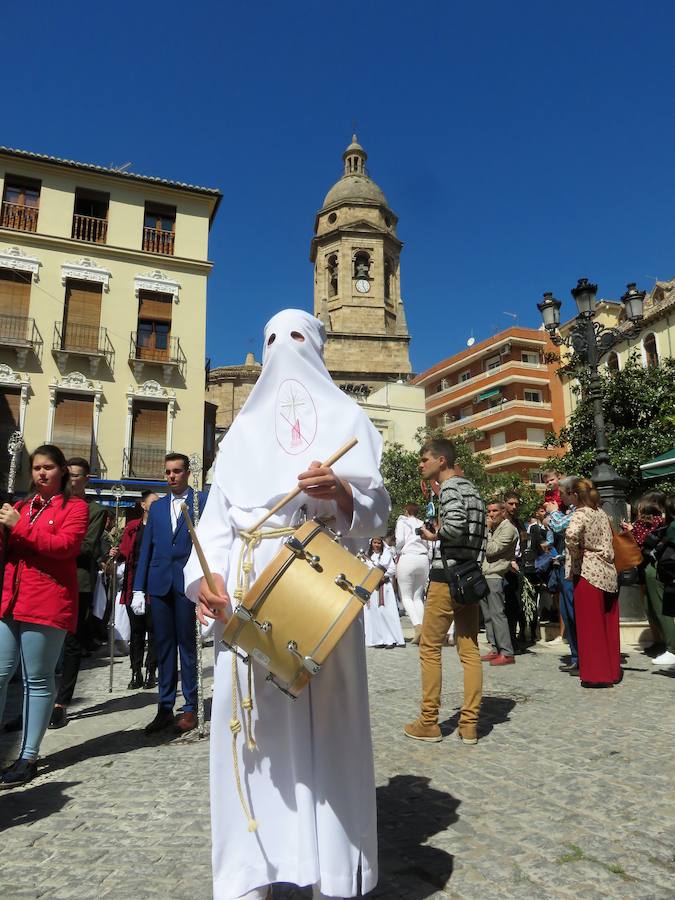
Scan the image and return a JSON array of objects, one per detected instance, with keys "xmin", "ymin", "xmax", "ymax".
[
  {"xmin": 372, "ymin": 774, "xmax": 458, "ymax": 898},
  {"xmin": 0, "ymin": 780, "xmax": 80, "ymax": 833},
  {"xmin": 67, "ymin": 690, "xmax": 158, "ymax": 721},
  {"xmin": 439, "ymin": 694, "xmax": 516, "ymax": 740}
]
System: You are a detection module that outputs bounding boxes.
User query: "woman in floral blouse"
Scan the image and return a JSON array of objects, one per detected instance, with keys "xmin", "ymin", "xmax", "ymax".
[{"xmin": 564, "ymin": 477, "xmax": 620, "ymax": 688}]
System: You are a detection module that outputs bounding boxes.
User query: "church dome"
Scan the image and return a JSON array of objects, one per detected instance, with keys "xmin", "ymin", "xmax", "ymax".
[
  {"xmin": 321, "ymin": 135, "xmax": 389, "ymax": 210},
  {"xmin": 322, "ymin": 174, "xmax": 388, "ymax": 208}
]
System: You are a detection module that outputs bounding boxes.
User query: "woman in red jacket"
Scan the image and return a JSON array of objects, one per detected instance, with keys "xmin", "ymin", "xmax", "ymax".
[{"xmin": 0, "ymin": 444, "xmax": 88, "ymax": 788}]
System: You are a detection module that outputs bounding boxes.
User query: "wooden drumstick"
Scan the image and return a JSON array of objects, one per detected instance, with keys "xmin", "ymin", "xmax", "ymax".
[
  {"xmin": 249, "ymin": 437, "xmax": 359, "ymax": 533},
  {"xmin": 180, "ymin": 502, "xmax": 220, "ymax": 595}
]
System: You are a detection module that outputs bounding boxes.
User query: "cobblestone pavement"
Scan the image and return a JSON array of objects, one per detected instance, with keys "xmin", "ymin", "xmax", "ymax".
[{"xmin": 1, "ymin": 631, "xmax": 673, "ymax": 899}]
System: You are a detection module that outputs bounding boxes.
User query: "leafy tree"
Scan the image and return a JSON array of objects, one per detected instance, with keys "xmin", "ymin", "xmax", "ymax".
[
  {"xmin": 380, "ymin": 428, "xmax": 541, "ymax": 530},
  {"xmin": 380, "ymin": 442, "xmax": 425, "ymax": 529},
  {"xmin": 545, "ymin": 353, "xmax": 675, "ymax": 499}
]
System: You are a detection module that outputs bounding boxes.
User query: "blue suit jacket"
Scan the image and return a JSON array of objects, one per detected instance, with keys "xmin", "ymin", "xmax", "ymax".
[{"xmin": 133, "ymin": 488, "xmax": 207, "ymax": 598}]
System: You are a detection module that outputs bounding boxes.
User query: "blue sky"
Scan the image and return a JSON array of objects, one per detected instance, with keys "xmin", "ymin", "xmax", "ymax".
[{"xmin": 5, "ymin": 1, "xmax": 675, "ymax": 373}]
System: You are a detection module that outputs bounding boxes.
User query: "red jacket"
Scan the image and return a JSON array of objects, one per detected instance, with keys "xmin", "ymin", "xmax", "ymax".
[
  {"xmin": 117, "ymin": 517, "xmax": 144, "ymax": 606},
  {"xmin": 0, "ymin": 495, "xmax": 89, "ymax": 633}
]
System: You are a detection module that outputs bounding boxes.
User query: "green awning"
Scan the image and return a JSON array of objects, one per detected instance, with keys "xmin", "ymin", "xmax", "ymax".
[
  {"xmin": 640, "ymin": 448, "xmax": 675, "ymax": 480},
  {"xmin": 477, "ymin": 387, "xmax": 501, "ymax": 402}
]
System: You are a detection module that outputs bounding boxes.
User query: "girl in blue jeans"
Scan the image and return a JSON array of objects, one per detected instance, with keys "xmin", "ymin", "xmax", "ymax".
[{"xmin": 0, "ymin": 445, "xmax": 88, "ymax": 788}]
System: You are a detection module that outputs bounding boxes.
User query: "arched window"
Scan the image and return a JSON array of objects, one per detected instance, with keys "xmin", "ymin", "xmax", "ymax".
[
  {"xmin": 327, "ymin": 254, "xmax": 338, "ymax": 298},
  {"xmin": 353, "ymin": 251, "xmax": 370, "ymax": 280},
  {"xmin": 606, "ymin": 351, "xmax": 619, "ymax": 372},
  {"xmin": 384, "ymin": 257, "xmax": 393, "ymax": 300},
  {"xmin": 643, "ymin": 333, "xmax": 659, "ymax": 367}
]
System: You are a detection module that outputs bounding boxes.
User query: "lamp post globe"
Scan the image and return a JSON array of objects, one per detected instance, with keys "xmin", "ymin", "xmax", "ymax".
[
  {"xmin": 570, "ymin": 277, "xmax": 598, "ymax": 316},
  {"xmin": 620, "ymin": 283, "xmax": 646, "ymax": 323},
  {"xmin": 537, "ymin": 292, "xmax": 562, "ymax": 332}
]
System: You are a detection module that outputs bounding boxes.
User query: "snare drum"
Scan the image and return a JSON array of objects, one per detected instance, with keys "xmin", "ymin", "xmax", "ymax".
[{"xmin": 221, "ymin": 518, "xmax": 383, "ymax": 697}]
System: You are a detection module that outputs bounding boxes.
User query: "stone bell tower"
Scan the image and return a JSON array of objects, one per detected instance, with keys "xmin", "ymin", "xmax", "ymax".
[{"xmin": 310, "ymin": 135, "xmax": 412, "ymax": 391}]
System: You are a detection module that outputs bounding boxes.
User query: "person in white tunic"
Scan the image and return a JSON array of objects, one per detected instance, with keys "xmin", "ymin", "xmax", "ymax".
[
  {"xmin": 395, "ymin": 504, "xmax": 431, "ymax": 644},
  {"xmin": 363, "ymin": 538, "xmax": 405, "ymax": 648},
  {"xmin": 184, "ymin": 310, "xmax": 390, "ymax": 900}
]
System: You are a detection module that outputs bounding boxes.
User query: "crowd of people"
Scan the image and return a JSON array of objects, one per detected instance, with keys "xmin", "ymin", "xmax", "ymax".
[
  {"xmin": 362, "ymin": 468, "xmax": 675, "ymax": 694},
  {"xmin": 0, "ymin": 308, "xmax": 673, "ymax": 899}
]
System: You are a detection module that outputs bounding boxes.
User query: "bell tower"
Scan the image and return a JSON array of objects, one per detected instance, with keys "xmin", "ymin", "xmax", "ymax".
[{"xmin": 310, "ymin": 136, "xmax": 412, "ymax": 390}]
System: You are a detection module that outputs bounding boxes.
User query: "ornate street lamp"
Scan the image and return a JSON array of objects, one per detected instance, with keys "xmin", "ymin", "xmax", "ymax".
[{"xmin": 538, "ymin": 278, "xmax": 646, "ymax": 618}]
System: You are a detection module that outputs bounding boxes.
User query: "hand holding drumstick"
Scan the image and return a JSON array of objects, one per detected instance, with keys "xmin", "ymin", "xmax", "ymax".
[{"xmin": 196, "ymin": 572, "xmax": 231, "ymax": 627}]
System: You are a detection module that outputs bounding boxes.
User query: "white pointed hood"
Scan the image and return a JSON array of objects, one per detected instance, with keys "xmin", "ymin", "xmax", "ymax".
[{"xmin": 213, "ymin": 309, "xmax": 384, "ymax": 509}]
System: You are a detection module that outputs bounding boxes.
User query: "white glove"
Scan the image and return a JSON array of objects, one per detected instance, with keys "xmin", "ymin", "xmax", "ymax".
[{"xmin": 131, "ymin": 591, "xmax": 146, "ymax": 615}]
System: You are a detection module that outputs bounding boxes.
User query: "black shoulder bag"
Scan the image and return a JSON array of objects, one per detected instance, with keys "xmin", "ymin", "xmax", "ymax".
[{"xmin": 440, "ymin": 548, "xmax": 489, "ymax": 605}]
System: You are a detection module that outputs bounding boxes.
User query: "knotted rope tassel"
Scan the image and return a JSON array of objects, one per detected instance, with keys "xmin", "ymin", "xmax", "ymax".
[{"xmin": 228, "ymin": 524, "xmax": 295, "ymax": 831}]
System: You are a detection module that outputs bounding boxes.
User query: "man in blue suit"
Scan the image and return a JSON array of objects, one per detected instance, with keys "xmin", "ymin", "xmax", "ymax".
[{"xmin": 133, "ymin": 453, "xmax": 206, "ymax": 735}]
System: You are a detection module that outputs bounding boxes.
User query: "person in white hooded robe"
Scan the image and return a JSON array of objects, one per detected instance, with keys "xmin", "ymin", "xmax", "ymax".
[{"xmin": 184, "ymin": 310, "xmax": 390, "ymax": 900}]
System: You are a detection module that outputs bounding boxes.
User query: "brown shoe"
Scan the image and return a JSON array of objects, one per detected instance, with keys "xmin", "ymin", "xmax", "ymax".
[
  {"xmin": 458, "ymin": 727, "xmax": 478, "ymax": 745},
  {"xmin": 175, "ymin": 711, "xmax": 197, "ymax": 733},
  {"xmin": 480, "ymin": 651, "xmax": 499, "ymax": 661},
  {"xmin": 490, "ymin": 654, "xmax": 515, "ymax": 666},
  {"xmin": 403, "ymin": 718, "xmax": 442, "ymax": 742}
]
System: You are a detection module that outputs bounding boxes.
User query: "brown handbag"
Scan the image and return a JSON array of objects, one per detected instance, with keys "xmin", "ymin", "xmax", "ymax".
[{"xmin": 612, "ymin": 530, "xmax": 643, "ymax": 573}]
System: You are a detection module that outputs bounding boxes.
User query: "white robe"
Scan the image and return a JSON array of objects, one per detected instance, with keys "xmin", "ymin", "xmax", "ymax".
[
  {"xmin": 363, "ymin": 549, "xmax": 405, "ymax": 648},
  {"xmin": 184, "ymin": 481, "xmax": 389, "ymax": 900}
]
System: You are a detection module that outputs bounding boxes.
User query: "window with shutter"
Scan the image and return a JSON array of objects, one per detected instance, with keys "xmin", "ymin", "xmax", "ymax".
[
  {"xmin": 52, "ymin": 394, "xmax": 94, "ymax": 463},
  {"xmin": 130, "ymin": 401, "xmax": 167, "ymax": 477},
  {"xmin": 136, "ymin": 290, "xmax": 172, "ymax": 361},
  {"xmin": 63, "ymin": 280, "xmax": 102, "ymax": 351},
  {"xmin": 0, "ymin": 390, "xmax": 21, "ymax": 474},
  {"xmin": 0, "ymin": 270, "xmax": 31, "ymax": 342}
]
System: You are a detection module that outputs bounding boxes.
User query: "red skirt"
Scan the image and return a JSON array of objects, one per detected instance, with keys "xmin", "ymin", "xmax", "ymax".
[{"xmin": 574, "ymin": 577, "xmax": 620, "ymax": 685}]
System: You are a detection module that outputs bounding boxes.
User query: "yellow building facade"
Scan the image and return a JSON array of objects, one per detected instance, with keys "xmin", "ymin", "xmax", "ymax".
[{"xmin": 0, "ymin": 147, "xmax": 221, "ymax": 494}]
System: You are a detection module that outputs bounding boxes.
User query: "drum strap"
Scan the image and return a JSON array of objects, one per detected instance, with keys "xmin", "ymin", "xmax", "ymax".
[{"xmin": 228, "ymin": 525, "xmax": 295, "ymax": 833}]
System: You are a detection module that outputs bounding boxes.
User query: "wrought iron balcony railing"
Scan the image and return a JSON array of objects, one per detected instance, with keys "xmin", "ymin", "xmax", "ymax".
[
  {"xmin": 129, "ymin": 332, "xmax": 186, "ymax": 378},
  {"xmin": 71, "ymin": 213, "xmax": 108, "ymax": 244},
  {"xmin": 53, "ymin": 322, "xmax": 114, "ymax": 370},
  {"xmin": 123, "ymin": 446, "xmax": 166, "ymax": 480},
  {"xmin": 0, "ymin": 314, "xmax": 43, "ymax": 364},
  {"xmin": 0, "ymin": 201, "xmax": 39, "ymax": 232},
  {"xmin": 52, "ymin": 441, "xmax": 104, "ymax": 475}
]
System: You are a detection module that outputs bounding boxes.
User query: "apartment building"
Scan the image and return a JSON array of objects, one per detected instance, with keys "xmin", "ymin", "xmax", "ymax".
[
  {"xmin": 414, "ymin": 327, "xmax": 566, "ymax": 484},
  {"xmin": 0, "ymin": 147, "xmax": 221, "ymax": 494}
]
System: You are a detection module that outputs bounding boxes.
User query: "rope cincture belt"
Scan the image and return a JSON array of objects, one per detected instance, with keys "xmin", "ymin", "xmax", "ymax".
[{"xmin": 230, "ymin": 525, "xmax": 295, "ymax": 833}]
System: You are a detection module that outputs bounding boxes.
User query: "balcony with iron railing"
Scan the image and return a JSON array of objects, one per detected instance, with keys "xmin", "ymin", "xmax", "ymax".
[
  {"xmin": 123, "ymin": 446, "xmax": 166, "ymax": 480},
  {"xmin": 129, "ymin": 332, "xmax": 186, "ymax": 380},
  {"xmin": 53, "ymin": 322, "xmax": 114, "ymax": 375},
  {"xmin": 71, "ymin": 213, "xmax": 108, "ymax": 244},
  {"xmin": 142, "ymin": 227, "xmax": 175, "ymax": 255},
  {"xmin": 53, "ymin": 441, "xmax": 105, "ymax": 475},
  {"xmin": 0, "ymin": 314, "xmax": 43, "ymax": 365},
  {"xmin": 0, "ymin": 201, "xmax": 39, "ymax": 233}
]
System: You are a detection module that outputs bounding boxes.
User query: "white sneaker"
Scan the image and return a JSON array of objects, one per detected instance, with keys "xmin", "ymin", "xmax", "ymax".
[
  {"xmin": 652, "ymin": 650, "xmax": 675, "ymax": 666},
  {"xmin": 547, "ymin": 635, "xmax": 563, "ymax": 644}
]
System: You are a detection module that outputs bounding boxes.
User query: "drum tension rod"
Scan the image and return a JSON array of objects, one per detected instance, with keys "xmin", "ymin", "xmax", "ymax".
[
  {"xmin": 266, "ymin": 673, "xmax": 297, "ymax": 700},
  {"xmin": 219, "ymin": 638, "xmax": 250, "ymax": 664},
  {"xmin": 285, "ymin": 536, "xmax": 321, "ymax": 569},
  {"xmin": 287, "ymin": 641, "xmax": 322, "ymax": 675},
  {"xmin": 334, "ymin": 574, "xmax": 370, "ymax": 605},
  {"xmin": 235, "ymin": 605, "xmax": 272, "ymax": 633}
]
